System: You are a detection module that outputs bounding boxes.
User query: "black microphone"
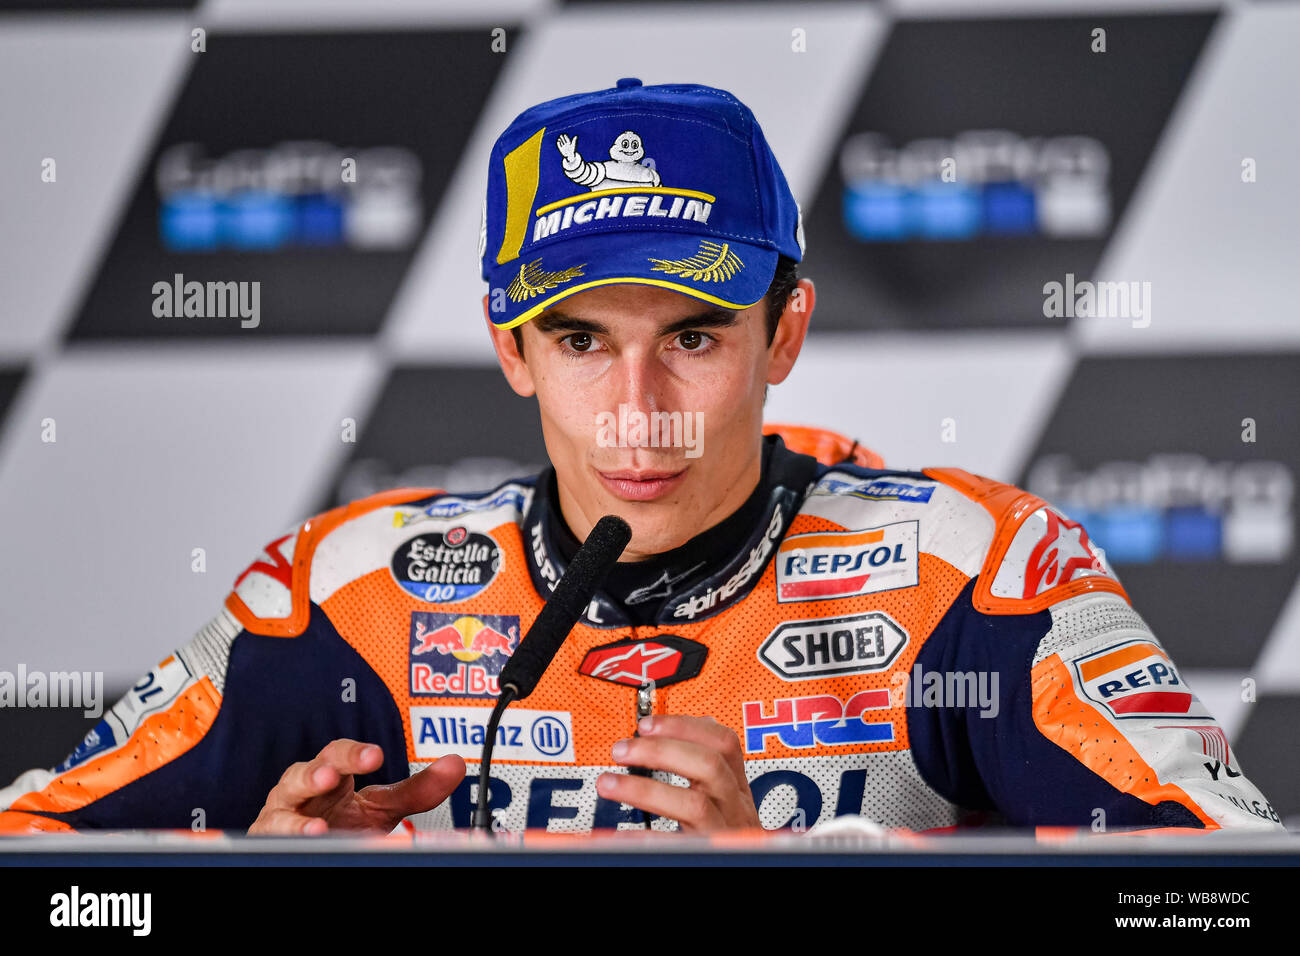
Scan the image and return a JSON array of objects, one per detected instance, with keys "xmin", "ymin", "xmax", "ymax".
[
  {"xmin": 472, "ymin": 514, "xmax": 631, "ymax": 832},
  {"xmin": 500, "ymin": 514, "xmax": 632, "ymax": 700}
]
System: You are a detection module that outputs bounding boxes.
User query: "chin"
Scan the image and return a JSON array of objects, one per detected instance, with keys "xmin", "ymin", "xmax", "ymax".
[{"xmin": 617, "ymin": 512, "xmax": 693, "ymax": 559}]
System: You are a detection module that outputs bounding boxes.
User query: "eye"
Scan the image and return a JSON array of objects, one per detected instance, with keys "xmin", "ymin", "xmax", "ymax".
[
  {"xmin": 560, "ymin": 332, "xmax": 598, "ymax": 355},
  {"xmin": 674, "ymin": 330, "xmax": 714, "ymax": 354}
]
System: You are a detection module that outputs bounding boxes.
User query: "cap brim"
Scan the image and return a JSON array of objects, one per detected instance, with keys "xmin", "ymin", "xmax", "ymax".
[{"xmin": 486, "ymin": 231, "xmax": 778, "ymax": 330}]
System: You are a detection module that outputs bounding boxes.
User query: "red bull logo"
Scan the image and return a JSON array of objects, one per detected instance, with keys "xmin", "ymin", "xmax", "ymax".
[
  {"xmin": 409, "ymin": 612, "xmax": 519, "ymax": 699},
  {"xmin": 412, "ymin": 617, "xmax": 517, "ymax": 659}
]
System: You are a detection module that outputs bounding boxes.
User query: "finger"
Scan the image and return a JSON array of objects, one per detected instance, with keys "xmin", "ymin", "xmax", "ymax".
[
  {"xmin": 636, "ymin": 715, "xmax": 748, "ymax": 789},
  {"xmin": 355, "ymin": 754, "xmax": 466, "ymax": 820},
  {"xmin": 248, "ymin": 807, "xmax": 329, "ymax": 837},
  {"xmin": 264, "ymin": 761, "xmax": 335, "ymax": 812},
  {"xmin": 314, "ymin": 738, "xmax": 385, "ymax": 777},
  {"xmin": 595, "ymin": 772, "xmax": 723, "ymax": 833},
  {"xmin": 612, "ymin": 736, "xmax": 731, "ymax": 799},
  {"xmin": 611, "ymin": 736, "xmax": 759, "ymax": 826},
  {"xmin": 271, "ymin": 739, "xmax": 383, "ymax": 810}
]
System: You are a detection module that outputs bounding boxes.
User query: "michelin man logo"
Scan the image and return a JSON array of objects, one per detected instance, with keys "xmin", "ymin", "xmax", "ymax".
[{"xmin": 557, "ymin": 130, "xmax": 662, "ymax": 190}]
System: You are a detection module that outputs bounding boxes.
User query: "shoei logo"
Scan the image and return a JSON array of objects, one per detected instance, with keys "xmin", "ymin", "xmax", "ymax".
[
  {"xmin": 758, "ymin": 612, "xmax": 908, "ymax": 681},
  {"xmin": 776, "ymin": 521, "xmax": 919, "ymax": 603}
]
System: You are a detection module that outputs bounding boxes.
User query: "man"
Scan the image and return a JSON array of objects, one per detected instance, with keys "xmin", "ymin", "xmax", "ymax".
[{"xmin": 0, "ymin": 79, "xmax": 1281, "ymax": 835}]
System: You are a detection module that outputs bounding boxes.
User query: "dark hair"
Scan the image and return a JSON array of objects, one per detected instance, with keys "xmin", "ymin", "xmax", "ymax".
[
  {"xmin": 509, "ymin": 254, "xmax": 800, "ymax": 358},
  {"xmin": 762, "ymin": 253, "xmax": 800, "ymax": 346}
]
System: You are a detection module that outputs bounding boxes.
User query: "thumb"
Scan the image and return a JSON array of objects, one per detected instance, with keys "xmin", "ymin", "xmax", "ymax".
[{"xmin": 356, "ymin": 754, "xmax": 467, "ymax": 819}]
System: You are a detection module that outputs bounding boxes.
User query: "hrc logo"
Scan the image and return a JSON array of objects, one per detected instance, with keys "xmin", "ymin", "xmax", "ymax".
[{"xmin": 742, "ymin": 691, "xmax": 893, "ymax": 753}]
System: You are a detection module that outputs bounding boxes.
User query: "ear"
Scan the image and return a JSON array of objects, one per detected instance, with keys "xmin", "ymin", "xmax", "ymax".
[
  {"xmin": 766, "ymin": 277, "xmax": 814, "ymax": 386},
  {"xmin": 484, "ymin": 294, "xmax": 537, "ymax": 398}
]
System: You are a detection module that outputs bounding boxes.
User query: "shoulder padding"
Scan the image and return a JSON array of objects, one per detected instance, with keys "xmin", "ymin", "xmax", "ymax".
[
  {"xmin": 923, "ymin": 467, "xmax": 1128, "ymax": 615},
  {"xmin": 224, "ymin": 487, "xmax": 443, "ymax": 637},
  {"xmin": 763, "ymin": 422, "xmax": 885, "ymax": 469}
]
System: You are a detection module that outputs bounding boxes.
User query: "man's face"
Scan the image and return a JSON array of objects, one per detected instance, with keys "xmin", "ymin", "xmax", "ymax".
[
  {"xmin": 487, "ymin": 281, "xmax": 812, "ymax": 561},
  {"xmin": 609, "ymin": 131, "xmax": 644, "ymax": 162}
]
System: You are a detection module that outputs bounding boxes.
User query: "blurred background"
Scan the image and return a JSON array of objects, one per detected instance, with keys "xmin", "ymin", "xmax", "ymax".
[{"xmin": 0, "ymin": 0, "xmax": 1296, "ymax": 824}]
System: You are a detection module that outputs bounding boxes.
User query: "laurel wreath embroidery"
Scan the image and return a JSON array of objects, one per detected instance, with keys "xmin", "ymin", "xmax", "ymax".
[
  {"xmin": 647, "ymin": 241, "xmax": 744, "ymax": 283},
  {"xmin": 506, "ymin": 259, "xmax": 587, "ymax": 302}
]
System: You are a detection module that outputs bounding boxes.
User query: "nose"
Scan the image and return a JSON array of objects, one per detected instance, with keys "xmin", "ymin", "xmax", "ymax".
[{"xmin": 612, "ymin": 346, "xmax": 667, "ymax": 420}]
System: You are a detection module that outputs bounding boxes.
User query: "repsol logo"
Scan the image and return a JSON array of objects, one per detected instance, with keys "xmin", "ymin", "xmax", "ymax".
[{"xmin": 456, "ymin": 766, "xmax": 879, "ymax": 832}]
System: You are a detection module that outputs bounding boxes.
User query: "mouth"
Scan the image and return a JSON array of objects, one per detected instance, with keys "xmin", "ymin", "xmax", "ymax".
[{"xmin": 595, "ymin": 467, "xmax": 687, "ymax": 502}]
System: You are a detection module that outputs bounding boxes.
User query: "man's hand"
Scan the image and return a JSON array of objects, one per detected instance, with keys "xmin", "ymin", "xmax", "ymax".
[
  {"xmin": 248, "ymin": 738, "xmax": 465, "ymax": 836},
  {"xmin": 595, "ymin": 715, "xmax": 761, "ymax": 832},
  {"xmin": 556, "ymin": 133, "xmax": 578, "ymax": 161}
]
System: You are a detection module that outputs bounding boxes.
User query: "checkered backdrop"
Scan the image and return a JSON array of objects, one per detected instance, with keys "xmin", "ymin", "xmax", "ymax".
[{"xmin": 2, "ymin": 0, "xmax": 1297, "ymax": 824}]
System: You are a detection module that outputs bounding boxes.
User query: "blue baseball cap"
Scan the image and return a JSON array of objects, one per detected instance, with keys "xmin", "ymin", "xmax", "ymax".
[{"xmin": 479, "ymin": 77, "xmax": 805, "ymax": 329}]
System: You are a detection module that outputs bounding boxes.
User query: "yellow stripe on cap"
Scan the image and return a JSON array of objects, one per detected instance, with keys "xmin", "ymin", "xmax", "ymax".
[
  {"xmin": 491, "ymin": 276, "xmax": 761, "ymax": 330},
  {"xmin": 496, "ymin": 127, "xmax": 546, "ymax": 265}
]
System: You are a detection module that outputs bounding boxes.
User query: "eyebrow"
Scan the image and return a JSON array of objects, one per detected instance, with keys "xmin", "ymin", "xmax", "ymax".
[{"xmin": 534, "ymin": 306, "xmax": 741, "ymax": 338}]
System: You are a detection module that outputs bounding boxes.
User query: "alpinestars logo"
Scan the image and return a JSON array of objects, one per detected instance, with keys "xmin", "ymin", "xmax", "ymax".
[
  {"xmin": 1023, "ymin": 509, "xmax": 1105, "ymax": 598},
  {"xmin": 578, "ymin": 635, "xmax": 707, "ymax": 688},
  {"xmin": 988, "ymin": 505, "xmax": 1116, "ymax": 603},
  {"xmin": 671, "ymin": 504, "xmax": 784, "ymax": 620}
]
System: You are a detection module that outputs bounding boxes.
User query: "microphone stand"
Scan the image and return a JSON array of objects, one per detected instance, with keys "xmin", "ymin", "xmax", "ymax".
[
  {"xmin": 471, "ymin": 515, "xmax": 631, "ymax": 835},
  {"xmin": 470, "ymin": 685, "xmax": 517, "ymax": 832}
]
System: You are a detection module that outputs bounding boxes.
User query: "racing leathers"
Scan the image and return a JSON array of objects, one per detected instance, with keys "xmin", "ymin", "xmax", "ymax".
[{"xmin": 0, "ymin": 425, "xmax": 1283, "ymax": 833}]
